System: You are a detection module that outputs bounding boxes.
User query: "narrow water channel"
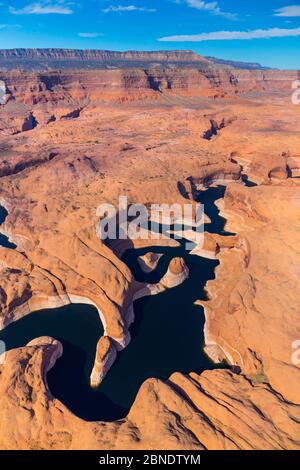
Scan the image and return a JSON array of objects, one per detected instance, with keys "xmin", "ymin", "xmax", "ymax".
[
  {"xmin": 0, "ymin": 206, "xmax": 17, "ymax": 249},
  {"xmin": 0, "ymin": 186, "xmax": 229, "ymax": 422}
]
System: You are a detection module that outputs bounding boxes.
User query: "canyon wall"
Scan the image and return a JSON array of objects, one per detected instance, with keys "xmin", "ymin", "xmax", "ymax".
[
  {"xmin": 0, "ymin": 67, "xmax": 298, "ymax": 105},
  {"xmin": 0, "ymin": 58, "xmax": 300, "ymax": 449}
]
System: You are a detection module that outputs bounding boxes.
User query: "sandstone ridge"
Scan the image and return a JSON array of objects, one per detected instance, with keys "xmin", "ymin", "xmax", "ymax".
[{"xmin": 0, "ymin": 68, "xmax": 299, "ymax": 449}]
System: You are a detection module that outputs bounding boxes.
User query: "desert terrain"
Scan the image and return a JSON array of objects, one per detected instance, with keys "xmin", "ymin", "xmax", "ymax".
[{"xmin": 0, "ymin": 51, "xmax": 300, "ymax": 449}]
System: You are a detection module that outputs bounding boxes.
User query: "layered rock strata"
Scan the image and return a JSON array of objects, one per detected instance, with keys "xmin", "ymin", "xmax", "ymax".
[
  {"xmin": 0, "ymin": 68, "xmax": 298, "ymax": 106},
  {"xmin": 0, "ymin": 69, "xmax": 299, "ymax": 449}
]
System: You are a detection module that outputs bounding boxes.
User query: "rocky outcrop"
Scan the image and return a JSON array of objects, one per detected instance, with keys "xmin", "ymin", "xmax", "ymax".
[
  {"xmin": 189, "ymin": 161, "xmax": 242, "ymax": 189},
  {"xmin": 0, "ymin": 223, "xmax": 140, "ymax": 349},
  {"xmin": 0, "ymin": 106, "xmax": 38, "ymax": 136},
  {"xmin": 202, "ymin": 116, "xmax": 237, "ymax": 140},
  {"xmin": 192, "ymin": 232, "xmax": 238, "ymax": 259},
  {"xmin": 90, "ymin": 336, "xmax": 117, "ymax": 388},
  {"xmin": 133, "ymin": 257, "xmax": 189, "ymax": 301},
  {"xmin": 287, "ymin": 154, "xmax": 300, "ymax": 177},
  {"xmin": 201, "ymin": 183, "xmax": 300, "ymax": 406},
  {"xmin": 138, "ymin": 252, "xmax": 163, "ymax": 273},
  {"xmin": 0, "ymin": 340, "xmax": 299, "ymax": 450},
  {"xmin": 0, "ymin": 69, "xmax": 300, "ymax": 449},
  {"xmin": 159, "ymin": 257, "xmax": 189, "ymax": 289}
]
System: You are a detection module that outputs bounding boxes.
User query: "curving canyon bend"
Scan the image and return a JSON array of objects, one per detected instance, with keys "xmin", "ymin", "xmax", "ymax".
[{"xmin": 0, "ymin": 49, "xmax": 299, "ymax": 450}]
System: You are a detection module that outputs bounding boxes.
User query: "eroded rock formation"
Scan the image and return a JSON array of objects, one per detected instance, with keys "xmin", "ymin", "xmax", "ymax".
[
  {"xmin": 138, "ymin": 252, "xmax": 163, "ymax": 273},
  {"xmin": 90, "ymin": 336, "xmax": 117, "ymax": 389},
  {"xmin": 159, "ymin": 257, "xmax": 189, "ymax": 289},
  {"xmin": 0, "ymin": 63, "xmax": 299, "ymax": 449}
]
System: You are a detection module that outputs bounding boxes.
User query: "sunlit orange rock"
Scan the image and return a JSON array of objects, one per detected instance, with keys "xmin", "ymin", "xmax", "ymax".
[{"xmin": 0, "ymin": 64, "xmax": 300, "ymax": 450}]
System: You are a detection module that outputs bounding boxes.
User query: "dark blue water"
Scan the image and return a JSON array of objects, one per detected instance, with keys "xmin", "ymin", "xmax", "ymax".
[
  {"xmin": 0, "ymin": 206, "xmax": 17, "ymax": 249},
  {"xmin": 0, "ymin": 187, "xmax": 229, "ymax": 422},
  {"xmin": 197, "ymin": 185, "xmax": 235, "ymax": 236}
]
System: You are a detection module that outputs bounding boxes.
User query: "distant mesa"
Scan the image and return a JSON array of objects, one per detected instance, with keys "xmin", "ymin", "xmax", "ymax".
[
  {"xmin": 0, "ymin": 48, "xmax": 271, "ymax": 71},
  {"xmin": 205, "ymin": 56, "xmax": 273, "ymax": 70}
]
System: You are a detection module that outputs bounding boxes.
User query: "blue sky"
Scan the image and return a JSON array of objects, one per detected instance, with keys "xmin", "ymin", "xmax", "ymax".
[{"xmin": 0, "ymin": 1, "xmax": 300, "ymax": 68}]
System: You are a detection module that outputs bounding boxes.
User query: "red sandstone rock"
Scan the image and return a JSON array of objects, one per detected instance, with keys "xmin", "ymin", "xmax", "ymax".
[{"xmin": 0, "ymin": 67, "xmax": 299, "ymax": 449}]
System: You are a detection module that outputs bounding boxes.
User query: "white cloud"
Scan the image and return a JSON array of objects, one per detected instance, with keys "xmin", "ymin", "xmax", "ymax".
[
  {"xmin": 274, "ymin": 5, "xmax": 300, "ymax": 17},
  {"xmin": 10, "ymin": 2, "xmax": 74, "ymax": 15},
  {"xmin": 103, "ymin": 5, "xmax": 157, "ymax": 13},
  {"xmin": 158, "ymin": 27, "xmax": 300, "ymax": 42},
  {"xmin": 78, "ymin": 32, "xmax": 103, "ymax": 38},
  {"xmin": 185, "ymin": 0, "xmax": 237, "ymax": 19}
]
